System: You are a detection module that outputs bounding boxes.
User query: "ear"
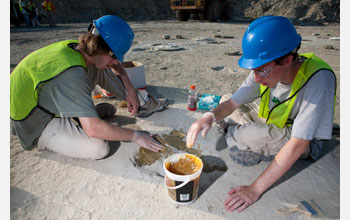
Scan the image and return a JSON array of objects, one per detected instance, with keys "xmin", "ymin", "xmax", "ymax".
[{"xmin": 283, "ymin": 54, "xmax": 294, "ymax": 67}]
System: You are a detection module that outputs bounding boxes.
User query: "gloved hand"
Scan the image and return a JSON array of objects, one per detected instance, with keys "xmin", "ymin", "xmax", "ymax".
[
  {"xmin": 186, "ymin": 112, "xmax": 216, "ymax": 148},
  {"xmin": 131, "ymin": 130, "xmax": 166, "ymax": 152}
]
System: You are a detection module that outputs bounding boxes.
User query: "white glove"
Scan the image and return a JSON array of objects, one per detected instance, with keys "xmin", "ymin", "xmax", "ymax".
[
  {"xmin": 200, "ymin": 111, "xmax": 216, "ymax": 138},
  {"xmin": 186, "ymin": 111, "xmax": 216, "ymax": 148},
  {"xmin": 131, "ymin": 131, "xmax": 165, "ymax": 152}
]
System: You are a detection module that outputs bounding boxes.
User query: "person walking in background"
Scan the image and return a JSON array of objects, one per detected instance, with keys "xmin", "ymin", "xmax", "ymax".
[
  {"xmin": 10, "ymin": 15, "xmax": 169, "ymax": 160},
  {"xmin": 186, "ymin": 15, "xmax": 336, "ymax": 212},
  {"xmin": 42, "ymin": 0, "xmax": 56, "ymax": 27},
  {"xmin": 28, "ymin": 0, "xmax": 40, "ymax": 27},
  {"xmin": 18, "ymin": 0, "xmax": 31, "ymax": 28}
]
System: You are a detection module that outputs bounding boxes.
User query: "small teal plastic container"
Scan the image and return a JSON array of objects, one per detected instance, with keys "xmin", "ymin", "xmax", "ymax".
[{"xmin": 198, "ymin": 94, "xmax": 221, "ymax": 110}]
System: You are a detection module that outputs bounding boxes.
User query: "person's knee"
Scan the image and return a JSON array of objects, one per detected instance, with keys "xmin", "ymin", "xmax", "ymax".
[
  {"xmin": 235, "ymin": 123, "xmax": 268, "ymax": 143},
  {"xmin": 219, "ymin": 93, "xmax": 232, "ymax": 104},
  {"xmin": 89, "ymin": 142, "xmax": 110, "ymax": 160},
  {"xmin": 226, "ymin": 123, "xmax": 267, "ymax": 150}
]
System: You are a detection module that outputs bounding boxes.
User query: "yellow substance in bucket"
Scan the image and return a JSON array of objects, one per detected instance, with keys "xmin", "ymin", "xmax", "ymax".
[{"xmin": 166, "ymin": 154, "xmax": 201, "ymax": 175}]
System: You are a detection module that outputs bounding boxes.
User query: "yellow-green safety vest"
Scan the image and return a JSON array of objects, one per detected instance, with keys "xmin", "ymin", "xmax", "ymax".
[
  {"xmin": 258, "ymin": 53, "xmax": 336, "ymax": 128},
  {"xmin": 18, "ymin": 0, "xmax": 28, "ymax": 12},
  {"xmin": 10, "ymin": 40, "xmax": 86, "ymax": 121},
  {"xmin": 42, "ymin": 0, "xmax": 53, "ymax": 11}
]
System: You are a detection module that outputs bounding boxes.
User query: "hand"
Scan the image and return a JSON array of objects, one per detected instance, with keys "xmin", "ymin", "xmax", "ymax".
[
  {"xmin": 131, "ymin": 131, "xmax": 166, "ymax": 152},
  {"xmin": 126, "ymin": 88, "xmax": 139, "ymax": 115},
  {"xmin": 186, "ymin": 112, "xmax": 215, "ymax": 148},
  {"xmin": 224, "ymin": 185, "xmax": 261, "ymax": 212}
]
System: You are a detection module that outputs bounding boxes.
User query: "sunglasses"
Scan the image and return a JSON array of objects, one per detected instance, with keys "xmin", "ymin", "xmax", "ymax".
[{"xmin": 254, "ymin": 64, "xmax": 273, "ymax": 78}]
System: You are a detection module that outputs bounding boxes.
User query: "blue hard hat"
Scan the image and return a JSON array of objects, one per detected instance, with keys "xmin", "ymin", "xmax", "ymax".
[
  {"xmin": 238, "ymin": 16, "xmax": 302, "ymax": 69},
  {"xmin": 93, "ymin": 15, "xmax": 134, "ymax": 62}
]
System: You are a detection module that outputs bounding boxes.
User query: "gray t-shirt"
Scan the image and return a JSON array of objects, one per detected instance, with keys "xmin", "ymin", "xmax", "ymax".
[
  {"xmin": 11, "ymin": 66, "xmax": 98, "ymax": 150},
  {"xmin": 231, "ymin": 67, "xmax": 336, "ymax": 141}
]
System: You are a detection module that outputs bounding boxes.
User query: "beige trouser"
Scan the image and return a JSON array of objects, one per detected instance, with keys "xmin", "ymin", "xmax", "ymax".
[
  {"xmin": 37, "ymin": 118, "xmax": 110, "ymax": 160},
  {"xmin": 221, "ymin": 94, "xmax": 293, "ymax": 156}
]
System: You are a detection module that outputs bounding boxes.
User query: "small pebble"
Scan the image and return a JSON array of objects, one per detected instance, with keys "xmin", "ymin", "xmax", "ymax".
[
  {"xmin": 225, "ymin": 51, "xmax": 241, "ymax": 56},
  {"xmin": 175, "ymin": 35, "xmax": 185, "ymax": 39},
  {"xmin": 211, "ymin": 66, "xmax": 225, "ymax": 71},
  {"xmin": 324, "ymin": 45, "xmax": 336, "ymax": 50},
  {"xmin": 132, "ymin": 48, "xmax": 146, "ymax": 51},
  {"xmin": 162, "ymin": 34, "xmax": 171, "ymax": 40}
]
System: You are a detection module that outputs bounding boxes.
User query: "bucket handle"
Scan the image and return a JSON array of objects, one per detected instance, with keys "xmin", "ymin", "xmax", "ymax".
[{"xmin": 164, "ymin": 176, "xmax": 191, "ymax": 190}]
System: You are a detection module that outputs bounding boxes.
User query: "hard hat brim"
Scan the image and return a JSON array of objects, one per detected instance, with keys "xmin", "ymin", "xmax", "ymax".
[{"xmin": 238, "ymin": 56, "xmax": 274, "ymax": 70}]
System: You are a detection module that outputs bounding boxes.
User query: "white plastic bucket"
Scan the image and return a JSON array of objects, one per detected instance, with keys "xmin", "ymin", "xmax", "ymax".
[
  {"xmin": 163, "ymin": 153, "xmax": 203, "ymax": 205},
  {"xmin": 122, "ymin": 61, "xmax": 146, "ymax": 89}
]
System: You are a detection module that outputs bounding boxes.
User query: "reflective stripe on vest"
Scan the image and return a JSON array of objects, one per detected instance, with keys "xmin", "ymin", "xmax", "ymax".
[
  {"xmin": 43, "ymin": 1, "xmax": 53, "ymax": 11},
  {"xmin": 10, "ymin": 40, "xmax": 86, "ymax": 121},
  {"xmin": 258, "ymin": 53, "xmax": 335, "ymax": 128}
]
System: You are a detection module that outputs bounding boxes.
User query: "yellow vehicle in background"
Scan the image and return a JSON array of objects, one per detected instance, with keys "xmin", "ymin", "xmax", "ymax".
[{"xmin": 170, "ymin": 0, "xmax": 234, "ymax": 22}]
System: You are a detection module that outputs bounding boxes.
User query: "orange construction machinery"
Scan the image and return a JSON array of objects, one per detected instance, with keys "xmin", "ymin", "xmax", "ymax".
[{"xmin": 170, "ymin": 0, "xmax": 234, "ymax": 22}]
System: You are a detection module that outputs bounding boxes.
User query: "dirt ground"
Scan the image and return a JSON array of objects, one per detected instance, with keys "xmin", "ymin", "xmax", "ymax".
[{"xmin": 9, "ymin": 19, "xmax": 340, "ymax": 220}]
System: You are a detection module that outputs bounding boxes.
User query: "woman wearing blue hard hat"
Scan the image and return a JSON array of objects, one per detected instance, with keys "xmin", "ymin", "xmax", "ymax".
[
  {"xmin": 187, "ymin": 15, "xmax": 336, "ymax": 212},
  {"xmin": 11, "ymin": 15, "xmax": 168, "ymax": 159}
]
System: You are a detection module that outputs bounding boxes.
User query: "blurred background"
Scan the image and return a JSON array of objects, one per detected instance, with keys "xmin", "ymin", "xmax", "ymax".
[{"xmin": 10, "ymin": 0, "xmax": 340, "ymax": 27}]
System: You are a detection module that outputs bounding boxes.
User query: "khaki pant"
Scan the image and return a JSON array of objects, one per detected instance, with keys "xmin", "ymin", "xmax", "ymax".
[
  {"xmin": 37, "ymin": 118, "xmax": 110, "ymax": 160},
  {"xmin": 221, "ymin": 94, "xmax": 293, "ymax": 156}
]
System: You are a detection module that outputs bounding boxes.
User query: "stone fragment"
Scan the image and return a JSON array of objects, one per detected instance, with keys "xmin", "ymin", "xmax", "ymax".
[
  {"xmin": 162, "ymin": 34, "xmax": 171, "ymax": 40},
  {"xmin": 175, "ymin": 35, "xmax": 185, "ymax": 39},
  {"xmin": 225, "ymin": 51, "xmax": 241, "ymax": 56}
]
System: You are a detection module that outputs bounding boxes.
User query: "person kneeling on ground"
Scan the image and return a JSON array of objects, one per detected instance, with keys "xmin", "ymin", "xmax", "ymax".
[
  {"xmin": 186, "ymin": 16, "xmax": 336, "ymax": 212},
  {"xmin": 10, "ymin": 15, "xmax": 168, "ymax": 159}
]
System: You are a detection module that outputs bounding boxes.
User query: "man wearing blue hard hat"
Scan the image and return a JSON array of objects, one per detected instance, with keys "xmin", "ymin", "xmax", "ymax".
[
  {"xmin": 11, "ymin": 15, "xmax": 168, "ymax": 159},
  {"xmin": 187, "ymin": 15, "xmax": 336, "ymax": 212}
]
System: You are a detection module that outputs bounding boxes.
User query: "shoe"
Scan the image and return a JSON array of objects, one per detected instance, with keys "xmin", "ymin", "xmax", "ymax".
[
  {"xmin": 332, "ymin": 123, "xmax": 340, "ymax": 137},
  {"xmin": 229, "ymin": 146, "xmax": 274, "ymax": 166},
  {"xmin": 216, "ymin": 120, "xmax": 228, "ymax": 134},
  {"xmin": 137, "ymin": 95, "xmax": 169, "ymax": 118},
  {"xmin": 95, "ymin": 103, "xmax": 116, "ymax": 119},
  {"xmin": 260, "ymin": 154, "xmax": 275, "ymax": 162},
  {"xmin": 308, "ymin": 139, "xmax": 324, "ymax": 160}
]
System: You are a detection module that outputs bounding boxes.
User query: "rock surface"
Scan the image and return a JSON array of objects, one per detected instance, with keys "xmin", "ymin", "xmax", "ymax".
[{"xmin": 26, "ymin": 0, "xmax": 339, "ymax": 25}]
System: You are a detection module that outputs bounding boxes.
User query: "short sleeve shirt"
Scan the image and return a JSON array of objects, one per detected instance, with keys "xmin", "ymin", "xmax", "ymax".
[
  {"xmin": 11, "ymin": 66, "xmax": 98, "ymax": 150},
  {"xmin": 231, "ymin": 66, "xmax": 336, "ymax": 141}
]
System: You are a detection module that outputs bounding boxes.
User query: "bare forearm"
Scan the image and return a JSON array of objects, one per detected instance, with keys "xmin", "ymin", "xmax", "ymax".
[
  {"xmin": 251, "ymin": 138, "xmax": 310, "ymax": 195},
  {"xmin": 110, "ymin": 62, "xmax": 135, "ymax": 91},
  {"xmin": 79, "ymin": 117, "xmax": 134, "ymax": 141}
]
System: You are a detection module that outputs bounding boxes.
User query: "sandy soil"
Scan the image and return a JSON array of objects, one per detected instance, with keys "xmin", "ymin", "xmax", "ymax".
[{"xmin": 10, "ymin": 20, "xmax": 340, "ymax": 220}]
